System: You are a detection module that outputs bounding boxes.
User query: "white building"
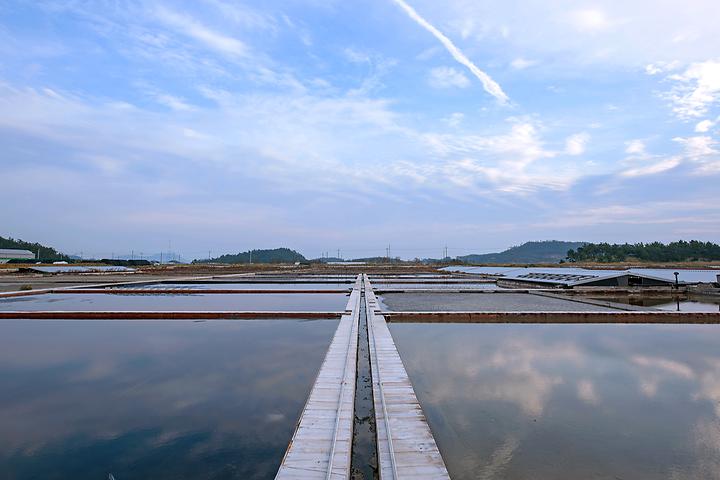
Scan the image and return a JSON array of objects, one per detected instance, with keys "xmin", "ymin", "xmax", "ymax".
[{"xmin": 0, "ymin": 248, "xmax": 36, "ymax": 263}]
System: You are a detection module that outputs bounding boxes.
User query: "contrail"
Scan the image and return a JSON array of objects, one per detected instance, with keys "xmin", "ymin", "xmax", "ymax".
[{"xmin": 390, "ymin": 0, "xmax": 509, "ymax": 103}]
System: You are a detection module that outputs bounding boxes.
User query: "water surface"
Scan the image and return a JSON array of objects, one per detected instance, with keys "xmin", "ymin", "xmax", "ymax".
[
  {"xmin": 588, "ymin": 296, "xmax": 720, "ymax": 313},
  {"xmin": 378, "ymin": 292, "xmax": 619, "ymax": 311},
  {"xmin": 131, "ymin": 282, "xmax": 352, "ymax": 291},
  {"xmin": 390, "ymin": 322, "xmax": 720, "ymax": 480},
  {"xmin": 0, "ymin": 293, "xmax": 349, "ymax": 311},
  {"xmin": 0, "ymin": 319, "xmax": 338, "ymax": 479}
]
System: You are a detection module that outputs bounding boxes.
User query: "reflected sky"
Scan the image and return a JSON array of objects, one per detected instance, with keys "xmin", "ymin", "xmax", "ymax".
[
  {"xmin": 374, "ymin": 283, "xmax": 502, "ymax": 290},
  {"xmin": 0, "ymin": 293, "xmax": 349, "ymax": 311},
  {"xmin": 0, "ymin": 319, "xmax": 338, "ymax": 479},
  {"xmin": 390, "ymin": 323, "xmax": 720, "ymax": 480},
  {"xmin": 378, "ymin": 292, "xmax": 619, "ymax": 312},
  {"xmin": 132, "ymin": 283, "xmax": 353, "ymax": 291},
  {"xmin": 589, "ymin": 296, "xmax": 720, "ymax": 313}
]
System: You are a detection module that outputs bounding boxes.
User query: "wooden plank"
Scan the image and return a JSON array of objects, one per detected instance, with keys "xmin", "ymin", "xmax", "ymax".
[
  {"xmin": 364, "ymin": 275, "xmax": 450, "ymax": 480},
  {"xmin": 276, "ymin": 275, "xmax": 362, "ymax": 479},
  {"xmin": 384, "ymin": 311, "xmax": 720, "ymax": 324}
]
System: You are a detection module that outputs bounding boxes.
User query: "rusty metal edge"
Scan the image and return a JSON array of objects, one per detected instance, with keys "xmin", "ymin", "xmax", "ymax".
[{"xmin": 384, "ymin": 311, "xmax": 720, "ymax": 324}]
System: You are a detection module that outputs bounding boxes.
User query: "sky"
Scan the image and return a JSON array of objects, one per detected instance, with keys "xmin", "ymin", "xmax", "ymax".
[{"xmin": 1, "ymin": 0, "xmax": 719, "ymax": 260}]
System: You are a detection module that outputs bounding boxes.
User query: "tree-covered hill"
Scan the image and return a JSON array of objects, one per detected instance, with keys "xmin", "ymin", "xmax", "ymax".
[
  {"xmin": 458, "ymin": 241, "xmax": 587, "ymax": 264},
  {"xmin": 0, "ymin": 235, "xmax": 69, "ymax": 261},
  {"xmin": 567, "ymin": 241, "xmax": 720, "ymax": 263},
  {"xmin": 193, "ymin": 248, "xmax": 307, "ymax": 264}
]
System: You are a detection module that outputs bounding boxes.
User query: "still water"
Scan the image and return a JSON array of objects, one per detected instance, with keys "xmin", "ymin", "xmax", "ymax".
[
  {"xmin": 390, "ymin": 323, "xmax": 720, "ymax": 480},
  {"xmin": 130, "ymin": 283, "xmax": 352, "ymax": 291},
  {"xmin": 588, "ymin": 296, "xmax": 720, "ymax": 313},
  {"xmin": 378, "ymin": 292, "xmax": 620, "ymax": 311},
  {"xmin": 0, "ymin": 293, "xmax": 349, "ymax": 311},
  {"xmin": 0, "ymin": 319, "xmax": 338, "ymax": 479}
]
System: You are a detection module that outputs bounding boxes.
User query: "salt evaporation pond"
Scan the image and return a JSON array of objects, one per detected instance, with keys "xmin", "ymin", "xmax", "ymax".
[
  {"xmin": 125, "ymin": 282, "xmax": 353, "ymax": 291},
  {"xmin": 588, "ymin": 296, "xmax": 720, "ymax": 313},
  {"xmin": 0, "ymin": 293, "xmax": 349, "ymax": 311},
  {"xmin": 389, "ymin": 322, "xmax": 720, "ymax": 480},
  {"xmin": 0, "ymin": 319, "xmax": 338, "ymax": 479},
  {"xmin": 378, "ymin": 292, "xmax": 620, "ymax": 311}
]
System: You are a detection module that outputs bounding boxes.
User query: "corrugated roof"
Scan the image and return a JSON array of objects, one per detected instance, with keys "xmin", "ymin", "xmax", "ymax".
[{"xmin": 0, "ymin": 249, "xmax": 35, "ymax": 256}]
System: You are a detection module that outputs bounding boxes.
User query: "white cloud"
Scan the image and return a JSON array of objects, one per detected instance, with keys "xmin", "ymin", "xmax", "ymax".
[
  {"xmin": 664, "ymin": 60, "xmax": 720, "ymax": 119},
  {"xmin": 577, "ymin": 379, "xmax": 599, "ymax": 405},
  {"xmin": 621, "ymin": 157, "xmax": 681, "ymax": 177},
  {"xmin": 428, "ymin": 66, "xmax": 470, "ymax": 88},
  {"xmin": 645, "ymin": 61, "xmax": 681, "ymax": 75},
  {"xmin": 565, "ymin": 9, "xmax": 614, "ymax": 33},
  {"xmin": 155, "ymin": 93, "xmax": 193, "ymax": 111},
  {"xmin": 390, "ymin": 0, "xmax": 509, "ymax": 103},
  {"xmin": 443, "ymin": 112, "xmax": 464, "ymax": 127},
  {"xmin": 435, "ymin": 1, "xmax": 719, "ymax": 68},
  {"xmin": 674, "ymin": 135, "xmax": 719, "ymax": 157},
  {"xmin": 625, "ymin": 139, "xmax": 647, "ymax": 156},
  {"xmin": 673, "ymin": 135, "xmax": 720, "ymax": 172},
  {"xmin": 618, "ymin": 134, "xmax": 719, "ymax": 177},
  {"xmin": 565, "ymin": 132, "xmax": 590, "ymax": 155},
  {"xmin": 203, "ymin": 0, "xmax": 277, "ymax": 31},
  {"xmin": 510, "ymin": 57, "xmax": 537, "ymax": 70},
  {"xmin": 154, "ymin": 7, "xmax": 248, "ymax": 57},
  {"xmin": 695, "ymin": 119, "xmax": 715, "ymax": 133}
]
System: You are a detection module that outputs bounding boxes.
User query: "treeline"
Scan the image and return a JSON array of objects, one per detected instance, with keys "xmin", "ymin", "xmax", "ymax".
[
  {"xmin": 193, "ymin": 248, "xmax": 307, "ymax": 264},
  {"xmin": 0, "ymin": 236, "xmax": 69, "ymax": 261},
  {"xmin": 567, "ymin": 241, "xmax": 720, "ymax": 263}
]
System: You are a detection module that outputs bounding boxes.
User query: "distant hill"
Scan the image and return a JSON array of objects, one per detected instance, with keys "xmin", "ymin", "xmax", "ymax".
[
  {"xmin": 194, "ymin": 248, "xmax": 307, "ymax": 264},
  {"xmin": 458, "ymin": 241, "xmax": 587, "ymax": 264},
  {"xmin": 0, "ymin": 235, "xmax": 69, "ymax": 261}
]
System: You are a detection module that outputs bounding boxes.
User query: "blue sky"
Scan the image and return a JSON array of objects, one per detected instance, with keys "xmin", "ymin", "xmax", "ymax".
[{"xmin": 1, "ymin": 0, "xmax": 719, "ymax": 260}]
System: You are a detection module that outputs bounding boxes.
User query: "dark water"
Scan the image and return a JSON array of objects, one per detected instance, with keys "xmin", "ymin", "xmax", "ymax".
[
  {"xmin": 390, "ymin": 323, "xmax": 720, "ymax": 480},
  {"xmin": 0, "ymin": 319, "xmax": 338, "ymax": 479},
  {"xmin": 589, "ymin": 296, "xmax": 720, "ymax": 313},
  {"xmin": 0, "ymin": 293, "xmax": 349, "ymax": 311},
  {"xmin": 378, "ymin": 292, "xmax": 619, "ymax": 312},
  {"xmin": 350, "ymin": 293, "xmax": 377, "ymax": 479}
]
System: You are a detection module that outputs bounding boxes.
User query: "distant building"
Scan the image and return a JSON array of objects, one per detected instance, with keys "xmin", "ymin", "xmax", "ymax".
[
  {"xmin": 496, "ymin": 268, "xmax": 674, "ymax": 288},
  {"xmin": 444, "ymin": 266, "xmax": 676, "ymax": 288},
  {"xmin": 0, "ymin": 248, "xmax": 35, "ymax": 263}
]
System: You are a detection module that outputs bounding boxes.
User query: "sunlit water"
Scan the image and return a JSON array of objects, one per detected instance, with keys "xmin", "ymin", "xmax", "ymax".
[
  {"xmin": 390, "ymin": 322, "xmax": 720, "ymax": 480},
  {"xmin": 0, "ymin": 319, "xmax": 338, "ymax": 479}
]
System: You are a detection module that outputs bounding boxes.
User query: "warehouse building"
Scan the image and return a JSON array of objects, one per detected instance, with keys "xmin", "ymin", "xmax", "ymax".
[{"xmin": 0, "ymin": 249, "xmax": 36, "ymax": 263}]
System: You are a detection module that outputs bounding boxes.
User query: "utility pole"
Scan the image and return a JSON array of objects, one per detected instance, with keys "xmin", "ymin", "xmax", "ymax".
[
  {"xmin": 337, "ymin": 249, "xmax": 341, "ymax": 260},
  {"xmin": 249, "ymin": 250, "xmax": 253, "ymax": 264},
  {"xmin": 131, "ymin": 250, "xmax": 134, "ymax": 260}
]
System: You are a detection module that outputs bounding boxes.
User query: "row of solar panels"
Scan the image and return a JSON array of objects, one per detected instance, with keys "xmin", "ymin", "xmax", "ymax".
[{"xmin": 443, "ymin": 266, "xmax": 720, "ymax": 285}]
